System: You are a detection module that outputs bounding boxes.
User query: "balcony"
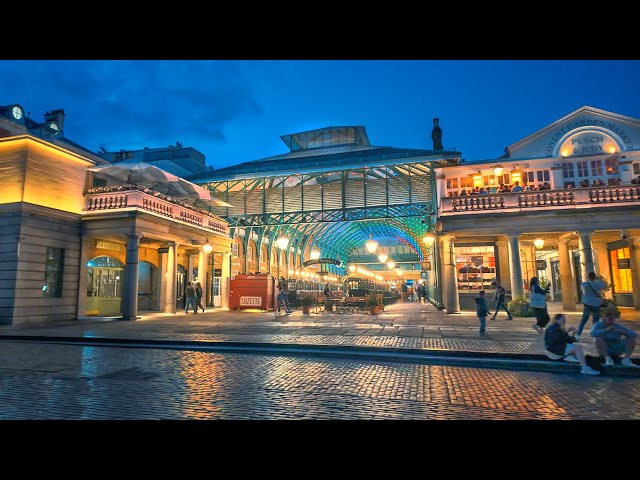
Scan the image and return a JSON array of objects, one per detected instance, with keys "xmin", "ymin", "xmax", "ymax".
[
  {"xmin": 440, "ymin": 185, "xmax": 640, "ymax": 215},
  {"xmin": 84, "ymin": 185, "xmax": 229, "ymax": 235}
]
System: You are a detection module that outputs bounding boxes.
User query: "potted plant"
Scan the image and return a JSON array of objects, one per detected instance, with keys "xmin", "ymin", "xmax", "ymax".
[
  {"xmin": 324, "ymin": 297, "xmax": 333, "ymax": 312},
  {"xmin": 301, "ymin": 296, "xmax": 313, "ymax": 315},
  {"xmin": 367, "ymin": 297, "xmax": 380, "ymax": 315}
]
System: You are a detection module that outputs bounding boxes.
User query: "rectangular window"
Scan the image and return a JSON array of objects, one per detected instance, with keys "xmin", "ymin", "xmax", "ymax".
[
  {"xmin": 591, "ymin": 160, "xmax": 603, "ymax": 176},
  {"xmin": 535, "ymin": 170, "xmax": 550, "ymax": 182},
  {"xmin": 562, "ymin": 162, "xmax": 575, "ymax": 178},
  {"xmin": 634, "ymin": 164, "xmax": 640, "ymax": 175},
  {"xmin": 525, "ymin": 172, "xmax": 535, "ymax": 183},
  {"xmin": 247, "ymin": 246, "xmax": 253, "ymax": 261},
  {"xmin": 576, "ymin": 161, "xmax": 588, "ymax": 177},
  {"xmin": 455, "ymin": 245, "xmax": 498, "ymax": 292},
  {"xmin": 446, "ymin": 178, "xmax": 459, "ymax": 190},
  {"xmin": 460, "ymin": 177, "xmax": 472, "ymax": 188},
  {"xmin": 232, "ymin": 243, "xmax": 238, "ymax": 258},
  {"xmin": 605, "ymin": 157, "xmax": 619, "ymax": 175},
  {"xmin": 259, "ymin": 249, "xmax": 264, "ymax": 263},
  {"xmin": 43, "ymin": 247, "xmax": 64, "ymax": 298}
]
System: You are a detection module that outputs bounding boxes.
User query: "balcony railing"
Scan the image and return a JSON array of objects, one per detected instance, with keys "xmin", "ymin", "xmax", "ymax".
[
  {"xmin": 441, "ymin": 185, "xmax": 640, "ymax": 214},
  {"xmin": 84, "ymin": 187, "xmax": 228, "ymax": 235}
]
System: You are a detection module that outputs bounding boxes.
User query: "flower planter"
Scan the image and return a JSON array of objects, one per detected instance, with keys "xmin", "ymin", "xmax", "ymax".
[
  {"xmin": 302, "ymin": 305, "xmax": 311, "ymax": 315},
  {"xmin": 369, "ymin": 306, "xmax": 380, "ymax": 315}
]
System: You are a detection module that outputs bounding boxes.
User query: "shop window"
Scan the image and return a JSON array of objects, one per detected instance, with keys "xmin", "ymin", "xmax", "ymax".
[
  {"xmin": 610, "ymin": 247, "xmax": 632, "ymax": 294},
  {"xmin": 455, "ymin": 245, "xmax": 497, "ymax": 292},
  {"xmin": 43, "ymin": 247, "xmax": 64, "ymax": 297}
]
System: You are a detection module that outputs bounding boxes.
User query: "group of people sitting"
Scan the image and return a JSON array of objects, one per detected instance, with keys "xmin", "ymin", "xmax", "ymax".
[
  {"xmin": 453, "ymin": 181, "xmax": 552, "ymax": 197},
  {"xmin": 475, "ymin": 272, "xmax": 639, "ymax": 376}
]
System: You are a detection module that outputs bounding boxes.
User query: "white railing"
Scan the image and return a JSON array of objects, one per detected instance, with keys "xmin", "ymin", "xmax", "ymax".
[
  {"xmin": 441, "ymin": 185, "xmax": 640, "ymax": 214},
  {"xmin": 84, "ymin": 189, "xmax": 229, "ymax": 235}
]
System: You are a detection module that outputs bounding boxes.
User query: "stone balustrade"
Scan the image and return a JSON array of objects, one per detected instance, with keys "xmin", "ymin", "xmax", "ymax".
[
  {"xmin": 84, "ymin": 190, "xmax": 228, "ymax": 235},
  {"xmin": 441, "ymin": 185, "xmax": 640, "ymax": 214}
]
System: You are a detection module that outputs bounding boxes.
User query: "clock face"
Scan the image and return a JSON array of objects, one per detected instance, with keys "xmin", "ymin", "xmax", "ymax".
[
  {"xmin": 12, "ymin": 106, "xmax": 23, "ymax": 120},
  {"xmin": 49, "ymin": 122, "xmax": 58, "ymax": 132}
]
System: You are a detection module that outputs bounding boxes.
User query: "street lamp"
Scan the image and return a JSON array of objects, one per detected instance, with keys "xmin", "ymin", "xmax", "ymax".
[
  {"xmin": 422, "ymin": 233, "xmax": 436, "ymax": 246},
  {"xmin": 276, "ymin": 233, "xmax": 289, "ymax": 250},
  {"xmin": 365, "ymin": 235, "xmax": 378, "ymax": 254},
  {"xmin": 387, "ymin": 261, "xmax": 396, "ymax": 269},
  {"xmin": 378, "ymin": 253, "xmax": 388, "ymax": 263},
  {"xmin": 310, "ymin": 247, "xmax": 321, "ymax": 260},
  {"xmin": 202, "ymin": 238, "xmax": 213, "ymax": 254}
]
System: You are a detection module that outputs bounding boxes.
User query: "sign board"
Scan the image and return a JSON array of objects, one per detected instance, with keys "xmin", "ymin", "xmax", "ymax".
[
  {"xmin": 535, "ymin": 260, "xmax": 547, "ymax": 270},
  {"xmin": 301, "ymin": 258, "xmax": 342, "ymax": 268},
  {"xmin": 617, "ymin": 258, "xmax": 631, "ymax": 269},
  {"xmin": 240, "ymin": 296, "xmax": 262, "ymax": 307},
  {"xmin": 96, "ymin": 241, "xmax": 122, "ymax": 251},
  {"xmin": 420, "ymin": 271, "xmax": 428, "ymax": 279}
]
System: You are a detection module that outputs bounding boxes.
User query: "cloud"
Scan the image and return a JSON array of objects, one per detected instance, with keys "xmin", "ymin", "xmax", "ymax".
[{"xmin": 0, "ymin": 60, "xmax": 262, "ymax": 154}]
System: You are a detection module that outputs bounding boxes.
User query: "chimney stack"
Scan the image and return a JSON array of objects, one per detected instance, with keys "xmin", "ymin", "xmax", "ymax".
[
  {"xmin": 44, "ymin": 109, "xmax": 65, "ymax": 135},
  {"xmin": 431, "ymin": 117, "xmax": 443, "ymax": 151}
]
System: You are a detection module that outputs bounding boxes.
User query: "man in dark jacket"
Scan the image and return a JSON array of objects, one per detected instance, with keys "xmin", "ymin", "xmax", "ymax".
[
  {"xmin": 545, "ymin": 314, "xmax": 599, "ymax": 375},
  {"xmin": 475, "ymin": 291, "xmax": 491, "ymax": 336}
]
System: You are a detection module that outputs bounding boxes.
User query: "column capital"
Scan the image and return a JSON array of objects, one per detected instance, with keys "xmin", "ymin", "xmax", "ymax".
[
  {"xmin": 506, "ymin": 233, "xmax": 521, "ymax": 240},
  {"xmin": 577, "ymin": 230, "xmax": 594, "ymax": 237}
]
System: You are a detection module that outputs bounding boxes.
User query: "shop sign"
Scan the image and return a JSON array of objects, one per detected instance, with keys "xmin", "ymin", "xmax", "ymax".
[
  {"xmin": 96, "ymin": 241, "xmax": 122, "ymax": 251},
  {"xmin": 617, "ymin": 258, "xmax": 631, "ymax": 269},
  {"xmin": 536, "ymin": 260, "xmax": 547, "ymax": 270},
  {"xmin": 240, "ymin": 296, "xmax": 262, "ymax": 306}
]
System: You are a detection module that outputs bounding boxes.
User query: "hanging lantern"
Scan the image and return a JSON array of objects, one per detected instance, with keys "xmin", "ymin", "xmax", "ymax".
[
  {"xmin": 378, "ymin": 253, "xmax": 388, "ymax": 263},
  {"xmin": 533, "ymin": 238, "xmax": 545, "ymax": 249},
  {"xmin": 276, "ymin": 234, "xmax": 289, "ymax": 250},
  {"xmin": 202, "ymin": 238, "xmax": 213, "ymax": 255},
  {"xmin": 348, "ymin": 265, "xmax": 357, "ymax": 273},
  {"xmin": 493, "ymin": 165, "xmax": 504, "ymax": 176},
  {"xmin": 422, "ymin": 233, "xmax": 436, "ymax": 246},
  {"xmin": 365, "ymin": 235, "xmax": 378, "ymax": 254},
  {"xmin": 310, "ymin": 248, "xmax": 321, "ymax": 260},
  {"xmin": 387, "ymin": 261, "xmax": 396, "ymax": 269}
]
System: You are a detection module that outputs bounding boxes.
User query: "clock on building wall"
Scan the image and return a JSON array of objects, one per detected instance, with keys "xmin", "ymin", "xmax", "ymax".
[
  {"xmin": 12, "ymin": 105, "xmax": 23, "ymax": 120},
  {"xmin": 49, "ymin": 122, "xmax": 59, "ymax": 133}
]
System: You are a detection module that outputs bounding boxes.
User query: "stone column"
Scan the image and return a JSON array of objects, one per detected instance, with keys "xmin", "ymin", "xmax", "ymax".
[
  {"xmin": 628, "ymin": 234, "xmax": 640, "ymax": 310},
  {"xmin": 441, "ymin": 234, "xmax": 459, "ymax": 313},
  {"xmin": 220, "ymin": 252, "xmax": 232, "ymax": 310},
  {"xmin": 122, "ymin": 234, "xmax": 140, "ymax": 321},
  {"xmin": 507, "ymin": 234, "xmax": 524, "ymax": 299},
  {"xmin": 558, "ymin": 238, "xmax": 577, "ymax": 310},
  {"xmin": 76, "ymin": 235, "xmax": 92, "ymax": 318},
  {"xmin": 578, "ymin": 231, "xmax": 595, "ymax": 281},
  {"xmin": 592, "ymin": 239, "xmax": 611, "ymax": 297},
  {"xmin": 198, "ymin": 250, "xmax": 207, "ymax": 305},
  {"xmin": 163, "ymin": 242, "xmax": 177, "ymax": 313},
  {"xmin": 187, "ymin": 254, "xmax": 196, "ymax": 284}
]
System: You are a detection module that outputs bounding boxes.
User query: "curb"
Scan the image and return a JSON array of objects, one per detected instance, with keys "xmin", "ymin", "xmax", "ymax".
[{"xmin": 1, "ymin": 334, "xmax": 639, "ymax": 377}]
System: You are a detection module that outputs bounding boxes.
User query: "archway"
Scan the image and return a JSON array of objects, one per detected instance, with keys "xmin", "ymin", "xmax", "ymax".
[{"xmin": 86, "ymin": 256, "xmax": 124, "ymax": 316}]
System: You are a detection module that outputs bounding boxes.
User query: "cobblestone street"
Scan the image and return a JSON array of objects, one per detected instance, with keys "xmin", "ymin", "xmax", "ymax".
[{"xmin": 1, "ymin": 340, "xmax": 638, "ymax": 419}]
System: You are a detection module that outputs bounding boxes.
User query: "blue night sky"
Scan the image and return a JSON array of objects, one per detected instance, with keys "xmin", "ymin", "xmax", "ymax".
[{"xmin": 2, "ymin": 60, "xmax": 639, "ymax": 168}]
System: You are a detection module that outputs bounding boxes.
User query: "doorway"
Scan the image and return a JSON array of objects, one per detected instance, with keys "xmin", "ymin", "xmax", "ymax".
[
  {"xmin": 551, "ymin": 260, "xmax": 561, "ymax": 302},
  {"xmin": 176, "ymin": 264, "xmax": 187, "ymax": 310},
  {"xmin": 138, "ymin": 261, "xmax": 159, "ymax": 311}
]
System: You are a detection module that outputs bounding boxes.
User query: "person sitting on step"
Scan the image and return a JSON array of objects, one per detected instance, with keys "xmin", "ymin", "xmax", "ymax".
[
  {"xmin": 591, "ymin": 311, "xmax": 640, "ymax": 367},
  {"xmin": 544, "ymin": 314, "xmax": 599, "ymax": 375}
]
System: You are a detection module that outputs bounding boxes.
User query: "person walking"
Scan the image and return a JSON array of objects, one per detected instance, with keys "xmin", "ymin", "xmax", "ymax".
[
  {"xmin": 475, "ymin": 290, "xmax": 491, "ymax": 336},
  {"xmin": 529, "ymin": 276, "xmax": 550, "ymax": 333},
  {"xmin": 544, "ymin": 314, "xmax": 600, "ymax": 375},
  {"xmin": 195, "ymin": 282, "xmax": 205, "ymax": 313},
  {"xmin": 490, "ymin": 281, "xmax": 513, "ymax": 320},
  {"xmin": 184, "ymin": 281, "xmax": 197, "ymax": 314},
  {"xmin": 275, "ymin": 277, "xmax": 292, "ymax": 316},
  {"xmin": 576, "ymin": 272, "xmax": 606, "ymax": 339}
]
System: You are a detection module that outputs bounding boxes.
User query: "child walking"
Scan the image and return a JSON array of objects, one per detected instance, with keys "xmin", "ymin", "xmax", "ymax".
[{"xmin": 475, "ymin": 290, "xmax": 491, "ymax": 336}]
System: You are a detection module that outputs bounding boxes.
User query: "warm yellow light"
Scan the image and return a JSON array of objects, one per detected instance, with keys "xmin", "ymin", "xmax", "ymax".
[
  {"xmin": 473, "ymin": 171, "xmax": 482, "ymax": 180},
  {"xmin": 288, "ymin": 269, "xmax": 294, "ymax": 275},
  {"xmin": 494, "ymin": 165, "xmax": 504, "ymax": 176},
  {"xmin": 387, "ymin": 261, "xmax": 396, "ymax": 269},
  {"xmin": 202, "ymin": 239, "xmax": 213, "ymax": 254},
  {"xmin": 533, "ymin": 238, "xmax": 545, "ymax": 249},
  {"xmin": 378, "ymin": 253, "xmax": 388, "ymax": 263},
  {"xmin": 608, "ymin": 146, "xmax": 617, "ymax": 154},
  {"xmin": 511, "ymin": 171, "xmax": 522, "ymax": 179},
  {"xmin": 365, "ymin": 235, "xmax": 378, "ymax": 254},
  {"xmin": 561, "ymin": 150, "xmax": 569, "ymax": 158},
  {"xmin": 396, "ymin": 268, "xmax": 403, "ymax": 276},
  {"xmin": 276, "ymin": 234, "xmax": 289, "ymax": 250},
  {"xmin": 310, "ymin": 248, "xmax": 321, "ymax": 260},
  {"xmin": 422, "ymin": 233, "xmax": 436, "ymax": 246},
  {"xmin": 348, "ymin": 265, "xmax": 357, "ymax": 273}
]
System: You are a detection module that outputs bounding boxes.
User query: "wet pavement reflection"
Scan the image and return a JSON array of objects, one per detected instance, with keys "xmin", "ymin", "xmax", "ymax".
[{"xmin": 0, "ymin": 341, "xmax": 639, "ymax": 419}]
